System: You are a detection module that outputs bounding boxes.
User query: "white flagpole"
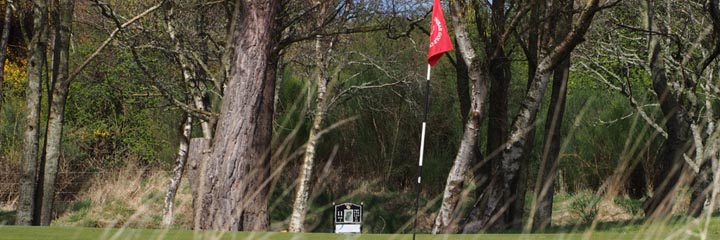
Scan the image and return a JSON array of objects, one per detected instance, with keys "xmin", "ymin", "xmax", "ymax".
[{"xmin": 413, "ymin": 64, "xmax": 432, "ymax": 240}]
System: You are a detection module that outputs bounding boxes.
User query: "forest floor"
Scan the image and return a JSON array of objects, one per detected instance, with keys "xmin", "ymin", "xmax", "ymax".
[{"xmin": 0, "ymin": 166, "xmax": 717, "ymax": 239}]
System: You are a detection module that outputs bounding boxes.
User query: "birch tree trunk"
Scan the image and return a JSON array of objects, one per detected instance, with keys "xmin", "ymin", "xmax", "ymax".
[
  {"xmin": 0, "ymin": 0, "xmax": 13, "ymax": 102},
  {"xmin": 287, "ymin": 1, "xmax": 335, "ymax": 232},
  {"xmin": 432, "ymin": 0, "xmax": 489, "ymax": 233},
  {"xmin": 193, "ymin": 0, "xmax": 281, "ymax": 231},
  {"xmin": 162, "ymin": 114, "xmax": 192, "ymax": 226},
  {"xmin": 288, "ymin": 34, "xmax": 329, "ymax": 233},
  {"xmin": 35, "ymin": 0, "xmax": 73, "ymax": 226},
  {"xmin": 470, "ymin": 0, "xmax": 601, "ymax": 231},
  {"xmin": 531, "ymin": 51, "xmax": 570, "ymax": 232},
  {"xmin": 529, "ymin": 0, "xmax": 572, "ymax": 231},
  {"xmin": 16, "ymin": 0, "xmax": 48, "ymax": 226},
  {"xmin": 160, "ymin": 2, "xmax": 213, "ymax": 227},
  {"xmin": 167, "ymin": 3, "xmax": 212, "ymax": 139},
  {"xmin": 455, "ymin": 40, "xmax": 470, "ymax": 124}
]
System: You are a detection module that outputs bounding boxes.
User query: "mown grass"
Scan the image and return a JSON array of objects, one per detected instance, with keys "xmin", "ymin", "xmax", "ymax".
[{"xmin": 2, "ymin": 216, "xmax": 720, "ymax": 240}]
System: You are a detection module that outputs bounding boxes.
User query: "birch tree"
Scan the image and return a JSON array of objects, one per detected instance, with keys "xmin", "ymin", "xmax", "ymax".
[
  {"xmin": 161, "ymin": 114, "xmax": 192, "ymax": 226},
  {"xmin": 34, "ymin": 0, "xmax": 73, "ymax": 226},
  {"xmin": 288, "ymin": 1, "xmax": 333, "ymax": 232},
  {"xmin": 160, "ymin": 0, "xmax": 214, "ymax": 226},
  {"xmin": 528, "ymin": 0, "xmax": 573, "ymax": 231},
  {"xmin": 16, "ymin": 0, "xmax": 163, "ymax": 226},
  {"xmin": 433, "ymin": 0, "xmax": 493, "ymax": 233},
  {"xmin": 16, "ymin": 0, "xmax": 47, "ymax": 226},
  {"xmin": 464, "ymin": 0, "xmax": 605, "ymax": 231}
]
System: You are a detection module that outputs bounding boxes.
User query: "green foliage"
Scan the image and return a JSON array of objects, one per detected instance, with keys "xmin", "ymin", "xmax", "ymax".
[
  {"xmin": 61, "ymin": 48, "xmax": 182, "ymax": 166},
  {"xmin": 543, "ymin": 77, "xmax": 661, "ymax": 192},
  {"xmin": 0, "ymin": 209, "xmax": 14, "ymax": 225},
  {"xmin": 569, "ymin": 192, "xmax": 601, "ymax": 224},
  {"xmin": 614, "ymin": 196, "xmax": 644, "ymax": 217},
  {"xmin": 0, "ymin": 99, "xmax": 23, "ymax": 161}
]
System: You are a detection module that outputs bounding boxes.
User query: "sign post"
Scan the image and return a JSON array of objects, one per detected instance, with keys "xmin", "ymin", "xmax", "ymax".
[{"xmin": 334, "ymin": 202, "xmax": 362, "ymax": 233}]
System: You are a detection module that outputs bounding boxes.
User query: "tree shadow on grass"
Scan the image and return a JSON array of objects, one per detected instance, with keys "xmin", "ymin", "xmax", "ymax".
[{"xmin": 0, "ymin": 209, "xmax": 15, "ymax": 225}]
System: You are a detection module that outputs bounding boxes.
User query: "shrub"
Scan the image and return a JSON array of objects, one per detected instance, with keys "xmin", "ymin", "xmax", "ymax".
[
  {"xmin": 569, "ymin": 192, "xmax": 600, "ymax": 223},
  {"xmin": 614, "ymin": 196, "xmax": 644, "ymax": 216}
]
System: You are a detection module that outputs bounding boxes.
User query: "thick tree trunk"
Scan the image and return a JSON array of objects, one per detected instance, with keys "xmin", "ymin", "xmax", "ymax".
[
  {"xmin": 16, "ymin": 0, "xmax": 48, "ymax": 226},
  {"xmin": 433, "ymin": 1, "xmax": 489, "ymax": 233},
  {"xmin": 470, "ymin": 0, "xmax": 601, "ymax": 231},
  {"xmin": 162, "ymin": 115, "xmax": 192, "ymax": 226},
  {"xmin": 193, "ymin": 0, "xmax": 280, "ymax": 231},
  {"xmin": 456, "ymin": 38, "xmax": 489, "ymax": 197},
  {"xmin": 0, "ymin": 0, "xmax": 13, "ymax": 102},
  {"xmin": 35, "ymin": 0, "xmax": 73, "ymax": 226},
  {"xmin": 432, "ymin": 79, "xmax": 486, "ymax": 233}
]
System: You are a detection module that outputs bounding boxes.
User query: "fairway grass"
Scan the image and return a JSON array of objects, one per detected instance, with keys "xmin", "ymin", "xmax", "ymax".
[{"xmin": 2, "ymin": 219, "xmax": 720, "ymax": 240}]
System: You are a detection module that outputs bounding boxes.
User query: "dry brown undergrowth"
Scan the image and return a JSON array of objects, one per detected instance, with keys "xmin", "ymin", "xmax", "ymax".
[{"xmin": 53, "ymin": 165, "xmax": 193, "ymax": 229}]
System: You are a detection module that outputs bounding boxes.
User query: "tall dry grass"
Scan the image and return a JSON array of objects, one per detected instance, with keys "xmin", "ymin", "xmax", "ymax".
[{"xmin": 53, "ymin": 165, "xmax": 193, "ymax": 229}]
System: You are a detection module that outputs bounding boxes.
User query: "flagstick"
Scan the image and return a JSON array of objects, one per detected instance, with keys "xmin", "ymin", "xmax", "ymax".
[{"xmin": 413, "ymin": 64, "xmax": 432, "ymax": 240}]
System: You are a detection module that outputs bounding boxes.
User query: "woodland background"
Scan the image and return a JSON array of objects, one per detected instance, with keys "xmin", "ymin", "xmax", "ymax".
[{"xmin": 1, "ymin": 0, "xmax": 719, "ymax": 235}]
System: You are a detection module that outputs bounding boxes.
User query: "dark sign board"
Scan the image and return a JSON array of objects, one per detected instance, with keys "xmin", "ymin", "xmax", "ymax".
[{"xmin": 334, "ymin": 203, "xmax": 362, "ymax": 224}]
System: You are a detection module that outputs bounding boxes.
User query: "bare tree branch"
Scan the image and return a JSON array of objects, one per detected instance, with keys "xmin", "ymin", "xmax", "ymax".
[{"xmin": 68, "ymin": 1, "xmax": 167, "ymax": 84}]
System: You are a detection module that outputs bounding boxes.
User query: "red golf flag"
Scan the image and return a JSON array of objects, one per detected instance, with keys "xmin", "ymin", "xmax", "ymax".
[{"xmin": 427, "ymin": 0, "xmax": 453, "ymax": 67}]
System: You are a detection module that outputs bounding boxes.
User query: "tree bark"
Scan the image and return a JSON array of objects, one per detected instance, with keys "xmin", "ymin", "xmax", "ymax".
[
  {"xmin": 193, "ymin": 0, "xmax": 281, "ymax": 231},
  {"xmin": 288, "ymin": 2, "xmax": 333, "ymax": 229},
  {"xmin": 166, "ymin": 2, "xmax": 212, "ymax": 139},
  {"xmin": 162, "ymin": 114, "xmax": 192, "ymax": 226},
  {"xmin": 455, "ymin": 40, "xmax": 470, "ymax": 124},
  {"xmin": 507, "ymin": 3, "xmax": 545, "ymax": 230},
  {"xmin": 160, "ymin": 3, "xmax": 213, "ymax": 227},
  {"xmin": 642, "ymin": 0, "xmax": 691, "ymax": 218},
  {"xmin": 531, "ymin": 52, "xmax": 570, "ymax": 232},
  {"xmin": 35, "ymin": 0, "xmax": 73, "ymax": 226},
  {"xmin": 432, "ymin": 0, "xmax": 489, "ymax": 233},
  {"xmin": 689, "ymin": 157, "xmax": 713, "ymax": 217},
  {"xmin": 0, "ymin": 0, "xmax": 13, "ymax": 102},
  {"xmin": 529, "ymin": 0, "xmax": 572, "ymax": 231},
  {"xmin": 16, "ymin": 0, "xmax": 48, "ymax": 226},
  {"xmin": 187, "ymin": 137, "xmax": 210, "ymax": 214},
  {"xmin": 288, "ymin": 34, "xmax": 330, "ymax": 233},
  {"xmin": 471, "ymin": 0, "xmax": 601, "ymax": 231},
  {"xmin": 485, "ymin": 0, "xmax": 510, "ymax": 175},
  {"xmin": 460, "ymin": 0, "xmax": 512, "ymax": 232}
]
